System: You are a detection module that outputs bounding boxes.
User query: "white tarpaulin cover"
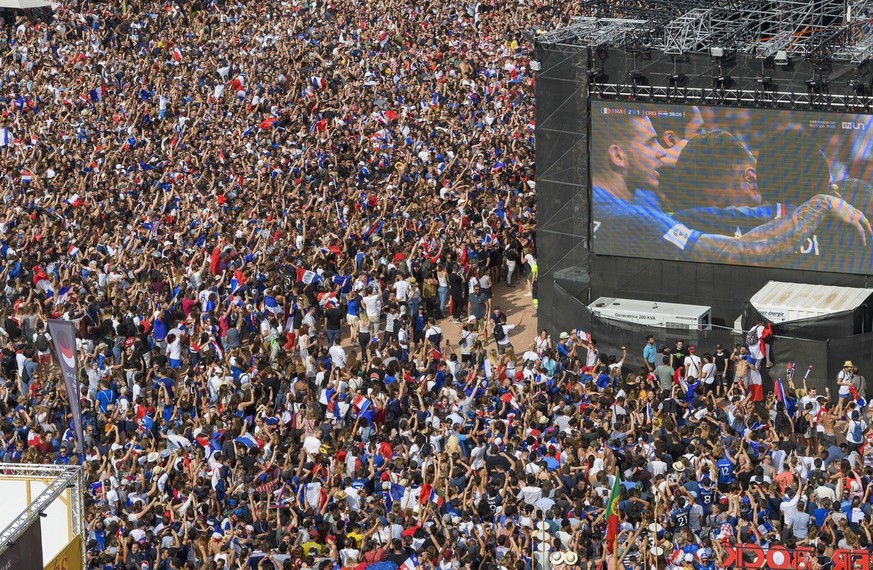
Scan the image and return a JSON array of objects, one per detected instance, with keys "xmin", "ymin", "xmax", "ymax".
[{"xmin": 0, "ymin": 0, "xmax": 52, "ymax": 8}]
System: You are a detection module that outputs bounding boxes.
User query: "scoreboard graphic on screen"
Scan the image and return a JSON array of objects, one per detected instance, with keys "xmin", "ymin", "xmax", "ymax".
[{"xmin": 589, "ymin": 100, "xmax": 873, "ymax": 274}]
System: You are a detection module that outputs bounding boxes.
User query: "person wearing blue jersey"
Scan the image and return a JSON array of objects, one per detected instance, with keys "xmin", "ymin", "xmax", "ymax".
[
  {"xmin": 591, "ymin": 114, "xmax": 872, "ymax": 265},
  {"xmin": 716, "ymin": 449, "xmax": 737, "ymax": 493},
  {"xmin": 671, "ymin": 128, "xmax": 873, "ymax": 273},
  {"xmin": 697, "ymin": 477, "xmax": 717, "ymax": 515},
  {"xmin": 346, "ymin": 290, "xmax": 363, "ymax": 337}
]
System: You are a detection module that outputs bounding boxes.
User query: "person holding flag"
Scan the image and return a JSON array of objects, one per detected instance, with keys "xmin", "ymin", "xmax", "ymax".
[
  {"xmin": 604, "ymin": 470, "xmax": 622, "ymax": 558},
  {"xmin": 746, "ymin": 319, "xmax": 773, "ymax": 369}
]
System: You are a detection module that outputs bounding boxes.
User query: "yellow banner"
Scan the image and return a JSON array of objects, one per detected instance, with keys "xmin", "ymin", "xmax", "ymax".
[{"xmin": 44, "ymin": 535, "xmax": 82, "ymax": 570}]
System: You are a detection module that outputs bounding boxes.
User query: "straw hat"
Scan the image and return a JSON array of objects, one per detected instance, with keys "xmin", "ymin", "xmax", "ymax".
[{"xmin": 531, "ymin": 530, "xmax": 549, "ymax": 542}]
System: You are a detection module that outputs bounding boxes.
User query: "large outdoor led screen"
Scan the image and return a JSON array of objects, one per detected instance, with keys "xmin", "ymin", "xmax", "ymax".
[{"xmin": 590, "ymin": 101, "xmax": 873, "ymax": 274}]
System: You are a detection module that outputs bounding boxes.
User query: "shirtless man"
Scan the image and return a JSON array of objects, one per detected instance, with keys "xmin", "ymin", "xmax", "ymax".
[{"xmin": 731, "ymin": 345, "xmax": 752, "ymax": 389}]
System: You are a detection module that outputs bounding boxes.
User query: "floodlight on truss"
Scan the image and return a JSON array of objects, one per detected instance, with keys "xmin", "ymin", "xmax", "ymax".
[{"xmin": 755, "ymin": 31, "xmax": 797, "ymax": 59}]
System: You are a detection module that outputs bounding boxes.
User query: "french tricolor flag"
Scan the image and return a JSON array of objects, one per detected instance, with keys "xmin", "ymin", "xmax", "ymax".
[
  {"xmin": 234, "ymin": 433, "xmax": 261, "ymax": 448},
  {"xmin": 311, "ymin": 76, "xmax": 327, "ymax": 90},
  {"xmin": 399, "ymin": 554, "xmax": 419, "ymax": 570},
  {"xmin": 353, "ymin": 394, "xmax": 374, "ymax": 424},
  {"xmin": 774, "ymin": 377, "xmax": 786, "ymax": 405},
  {"xmin": 263, "ymin": 294, "xmax": 283, "ymax": 316},
  {"xmin": 296, "ymin": 268, "xmax": 323, "ymax": 285},
  {"xmin": 575, "ymin": 329, "xmax": 592, "ymax": 343},
  {"xmin": 21, "ymin": 171, "xmax": 32, "ymax": 184},
  {"xmin": 429, "ymin": 488, "xmax": 444, "ymax": 507},
  {"xmin": 172, "ymin": 47, "xmax": 182, "ymax": 62},
  {"xmin": 68, "ymin": 245, "xmax": 80, "ymax": 257},
  {"xmin": 55, "ymin": 285, "xmax": 71, "ymax": 305},
  {"xmin": 378, "ymin": 30, "xmax": 390, "ymax": 48},
  {"xmin": 353, "ymin": 394, "xmax": 372, "ymax": 415},
  {"xmin": 209, "ymin": 339, "xmax": 224, "ymax": 361},
  {"xmin": 229, "ymin": 270, "xmax": 247, "ymax": 294}
]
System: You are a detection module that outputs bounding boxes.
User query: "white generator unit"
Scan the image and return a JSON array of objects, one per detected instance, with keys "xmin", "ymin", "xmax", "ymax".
[
  {"xmin": 588, "ymin": 297, "xmax": 711, "ymax": 329},
  {"xmin": 750, "ymin": 281, "xmax": 873, "ymax": 324}
]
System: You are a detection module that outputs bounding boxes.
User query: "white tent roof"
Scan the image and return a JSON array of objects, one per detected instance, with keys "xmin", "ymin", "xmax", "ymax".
[
  {"xmin": 0, "ymin": 0, "xmax": 52, "ymax": 8},
  {"xmin": 750, "ymin": 281, "xmax": 873, "ymax": 323}
]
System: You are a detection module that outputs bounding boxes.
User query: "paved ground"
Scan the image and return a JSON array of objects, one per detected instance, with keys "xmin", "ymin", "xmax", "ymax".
[
  {"xmin": 436, "ymin": 283, "xmax": 539, "ymax": 353},
  {"xmin": 339, "ymin": 280, "xmax": 539, "ymax": 358}
]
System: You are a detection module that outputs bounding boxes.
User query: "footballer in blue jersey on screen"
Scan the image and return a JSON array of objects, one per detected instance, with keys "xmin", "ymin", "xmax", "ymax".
[{"xmin": 590, "ymin": 101, "xmax": 873, "ymax": 273}]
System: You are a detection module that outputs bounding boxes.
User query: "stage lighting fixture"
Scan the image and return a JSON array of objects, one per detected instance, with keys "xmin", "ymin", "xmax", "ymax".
[
  {"xmin": 530, "ymin": 60, "xmax": 542, "ymax": 72},
  {"xmin": 774, "ymin": 51, "xmax": 789, "ymax": 66},
  {"xmin": 710, "ymin": 47, "xmax": 724, "ymax": 58}
]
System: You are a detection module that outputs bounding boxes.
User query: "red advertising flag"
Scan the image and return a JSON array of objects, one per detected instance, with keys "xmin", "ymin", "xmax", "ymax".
[{"xmin": 47, "ymin": 319, "xmax": 84, "ymax": 455}]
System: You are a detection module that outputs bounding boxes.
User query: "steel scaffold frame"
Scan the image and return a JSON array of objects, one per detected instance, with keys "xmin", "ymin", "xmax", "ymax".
[
  {"xmin": 0, "ymin": 464, "xmax": 85, "ymax": 564},
  {"xmin": 542, "ymin": 2, "xmax": 873, "ymax": 65}
]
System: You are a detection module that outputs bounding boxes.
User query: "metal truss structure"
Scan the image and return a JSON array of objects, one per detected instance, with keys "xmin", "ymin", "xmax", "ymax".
[
  {"xmin": 595, "ymin": 82, "xmax": 873, "ymax": 110},
  {"xmin": 0, "ymin": 464, "xmax": 85, "ymax": 563},
  {"xmin": 541, "ymin": 1, "xmax": 873, "ymax": 64}
]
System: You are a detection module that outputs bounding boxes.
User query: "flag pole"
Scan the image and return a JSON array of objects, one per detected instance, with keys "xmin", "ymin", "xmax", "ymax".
[{"xmin": 532, "ymin": 508, "xmax": 536, "ymax": 570}]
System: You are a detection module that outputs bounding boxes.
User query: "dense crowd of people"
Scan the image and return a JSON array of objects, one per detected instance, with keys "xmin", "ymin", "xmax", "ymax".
[{"xmin": 1, "ymin": 2, "xmax": 873, "ymax": 570}]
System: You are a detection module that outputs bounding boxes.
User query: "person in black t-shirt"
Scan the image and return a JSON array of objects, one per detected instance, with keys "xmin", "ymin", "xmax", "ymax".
[
  {"xmin": 713, "ymin": 344, "xmax": 730, "ymax": 397},
  {"xmin": 324, "ymin": 303, "xmax": 345, "ymax": 348},
  {"xmin": 670, "ymin": 340, "xmax": 690, "ymax": 371}
]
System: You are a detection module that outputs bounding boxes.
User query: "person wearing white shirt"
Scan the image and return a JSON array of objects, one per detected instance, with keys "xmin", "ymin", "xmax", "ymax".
[
  {"xmin": 517, "ymin": 474, "xmax": 543, "ymax": 505},
  {"xmin": 836, "ymin": 361, "xmax": 856, "ymax": 417},
  {"xmin": 329, "ymin": 338, "xmax": 347, "ymax": 370},
  {"xmin": 684, "ymin": 347, "xmax": 702, "ymax": 380},
  {"xmin": 495, "ymin": 315, "xmax": 523, "ymax": 359},
  {"xmin": 780, "ymin": 488, "xmax": 801, "ymax": 520},
  {"xmin": 799, "ymin": 387, "xmax": 822, "ymax": 418},
  {"xmin": 847, "ymin": 410, "xmax": 868, "ymax": 452},
  {"xmin": 392, "ymin": 275, "xmax": 411, "ymax": 304}
]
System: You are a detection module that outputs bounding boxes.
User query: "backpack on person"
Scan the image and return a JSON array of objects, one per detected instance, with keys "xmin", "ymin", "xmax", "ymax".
[
  {"xmin": 852, "ymin": 420, "xmax": 863, "ymax": 442},
  {"xmin": 35, "ymin": 333, "xmax": 49, "ymax": 352},
  {"xmin": 774, "ymin": 412, "xmax": 792, "ymax": 437},
  {"xmin": 493, "ymin": 324, "xmax": 506, "ymax": 342},
  {"xmin": 745, "ymin": 329, "xmax": 759, "ymax": 345},
  {"xmin": 460, "ymin": 331, "xmax": 472, "ymax": 348},
  {"xmin": 427, "ymin": 326, "xmax": 442, "ymax": 347},
  {"xmin": 794, "ymin": 414, "xmax": 809, "ymax": 435}
]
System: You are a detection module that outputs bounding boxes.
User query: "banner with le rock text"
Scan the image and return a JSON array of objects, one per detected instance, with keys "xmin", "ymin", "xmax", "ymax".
[{"xmin": 47, "ymin": 319, "xmax": 84, "ymax": 455}]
